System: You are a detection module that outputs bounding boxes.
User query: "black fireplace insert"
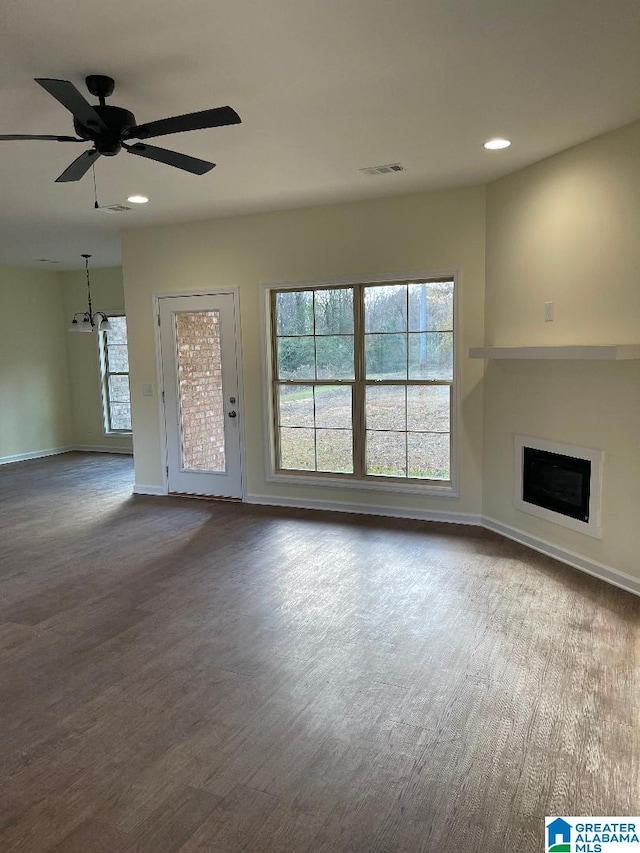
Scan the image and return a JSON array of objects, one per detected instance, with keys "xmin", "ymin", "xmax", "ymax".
[{"xmin": 522, "ymin": 446, "xmax": 591, "ymax": 522}]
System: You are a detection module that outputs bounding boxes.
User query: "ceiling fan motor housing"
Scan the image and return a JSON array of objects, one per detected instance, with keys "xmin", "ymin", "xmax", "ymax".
[{"xmin": 73, "ymin": 105, "xmax": 136, "ymax": 155}]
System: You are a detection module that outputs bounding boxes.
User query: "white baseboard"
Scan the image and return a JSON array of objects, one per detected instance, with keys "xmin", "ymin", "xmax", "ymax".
[
  {"xmin": 73, "ymin": 445, "xmax": 133, "ymax": 455},
  {"xmin": 0, "ymin": 445, "xmax": 75, "ymax": 466},
  {"xmin": 0, "ymin": 446, "xmax": 134, "ymax": 467},
  {"xmin": 133, "ymin": 484, "xmax": 167, "ymax": 496},
  {"xmin": 482, "ymin": 516, "xmax": 640, "ymax": 597},
  {"xmin": 245, "ymin": 493, "xmax": 482, "ymax": 526},
  {"xmin": 13, "ymin": 457, "xmax": 625, "ymax": 597},
  {"xmin": 245, "ymin": 495, "xmax": 639, "ymax": 597}
]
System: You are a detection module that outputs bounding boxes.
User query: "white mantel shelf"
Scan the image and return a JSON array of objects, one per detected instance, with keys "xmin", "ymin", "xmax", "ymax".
[{"xmin": 469, "ymin": 345, "xmax": 640, "ymax": 360}]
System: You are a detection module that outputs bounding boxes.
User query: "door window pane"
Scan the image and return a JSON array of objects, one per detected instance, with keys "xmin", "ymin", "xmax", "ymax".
[{"xmin": 175, "ymin": 311, "xmax": 225, "ymax": 472}]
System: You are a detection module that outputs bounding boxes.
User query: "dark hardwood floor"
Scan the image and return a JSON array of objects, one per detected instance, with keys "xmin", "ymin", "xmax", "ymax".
[{"xmin": 0, "ymin": 452, "xmax": 637, "ymax": 852}]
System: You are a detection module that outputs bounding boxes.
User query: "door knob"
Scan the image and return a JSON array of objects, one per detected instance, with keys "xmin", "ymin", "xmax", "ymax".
[{"xmin": 228, "ymin": 410, "xmax": 237, "ymax": 418}]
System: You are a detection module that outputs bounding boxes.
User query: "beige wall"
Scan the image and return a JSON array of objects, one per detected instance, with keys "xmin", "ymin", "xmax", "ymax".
[
  {"xmin": 0, "ymin": 265, "xmax": 73, "ymax": 459},
  {"xmin": 122, "ymin": 187, "xmax": 486, "ymax": 514},
  {"xmin": 483, "ymin": 119, "xmax": 640, "ymax": 579},
  {"xmin": 2, "ymin": 117, "xmax": 634, "ymax": 581},
  {"xmin": 62, "ymin": 267, "xmax": 132, "ymax": 452}
]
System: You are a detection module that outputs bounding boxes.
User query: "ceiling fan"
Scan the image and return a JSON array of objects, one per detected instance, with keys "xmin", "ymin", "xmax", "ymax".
[{"xmin": 0, "ymin": 75, "xmax": 241, "ymax": 182}]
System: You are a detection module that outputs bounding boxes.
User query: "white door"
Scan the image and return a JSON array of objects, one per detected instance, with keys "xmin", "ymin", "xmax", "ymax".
[{"xmin": 159, "ymin": 293, "xmax": 243, "ymax": 498}]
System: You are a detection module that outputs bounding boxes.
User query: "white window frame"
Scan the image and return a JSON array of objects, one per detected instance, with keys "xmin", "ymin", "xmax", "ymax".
[
  {"xmin": 261, "ymin": 272, "xmax": 459, "ymax": 497},
  {"xmin": 98, "ymin": 313, "xmax": 132, "ymax": 436}
]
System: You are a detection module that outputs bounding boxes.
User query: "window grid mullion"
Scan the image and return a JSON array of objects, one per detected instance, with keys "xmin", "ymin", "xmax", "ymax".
[
  {"xmin": 405, "ymin": 285, "xmax": 409, "ymax": 382},
  {"xmin": 270, "ymin": 293, "xmax": 283, "ymax": 467},
  {"xmin": 353, "ymin": 284, "xmax": 366, "ymax": 478},
  {"xmin": 104, "ymin": 330, "xmax": 115, "ymax": 433},
  {"xmin": 312, "ymin": 385, "xmax": 318, "ymax": 472},
  {"xmin": 404, "ymin": 385, "xmax": 409, "ymax": 478},
  {"xmin": 405, "ymin": 287, "xmax": 409, "ymax": 477},
  {"xmin": 312, "ymin": 290, "xmax": 318, "ymax": 471},
  {"xmin": 101, "ymin": 331, "xmax": 111, "ymax": 431}
]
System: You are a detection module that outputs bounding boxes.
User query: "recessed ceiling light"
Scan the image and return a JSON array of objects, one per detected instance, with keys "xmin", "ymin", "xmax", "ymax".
[
  {"xmin": 127, "ymin": 194, "xmax": 149, "ymax": 204},
  {"xmin": 484, "ymin": 138, "xmax": 511, "ymax": 150}
]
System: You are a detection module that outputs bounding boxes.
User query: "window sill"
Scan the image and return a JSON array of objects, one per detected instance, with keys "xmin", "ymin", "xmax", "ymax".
[
  {"xmin": 267, "ymin": 470, "xmax": 458, "ymax": 498},
  {"xmin": 103, "ymin": 431, "xmax": 133, "ymax": 438}
]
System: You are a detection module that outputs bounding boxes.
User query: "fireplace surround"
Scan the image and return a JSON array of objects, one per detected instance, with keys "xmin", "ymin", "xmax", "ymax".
[{"xmin": 514, "ymin": 435, "xmax": 603, "ymax": 538}]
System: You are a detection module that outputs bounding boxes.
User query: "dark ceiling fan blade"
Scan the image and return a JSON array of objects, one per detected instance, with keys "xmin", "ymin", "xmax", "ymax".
[
  {"xmin": 124, "ymin": 142, "xmax": 215, "ymax": 175},
  {"xmin": 126, "ymin": 106, "xmax": 241, "ymax": 140},
  {"xmin": 35, "ymin": 78, "xmax": 107, "ymax": 132},
  {"xmin": 55, "ymin": 149, "xmax": 101, "ymax": 182},
  {"xmin": 0, "ymin": 134, "xmax": 84, "ymax": 141}
]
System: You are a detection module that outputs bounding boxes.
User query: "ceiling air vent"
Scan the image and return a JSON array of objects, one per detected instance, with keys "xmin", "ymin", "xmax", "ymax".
[
  {"xmin": 97, "ymin": 203, "xmax": 133, "ymax": 213},
  {"xmin": 359, "ymin": 162, "xmax": 406, "ymax": 176}
]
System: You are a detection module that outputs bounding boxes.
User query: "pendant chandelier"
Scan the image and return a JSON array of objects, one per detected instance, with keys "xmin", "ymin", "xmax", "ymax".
[{"xmin": 69, "ymin": 254, "xmax": 111, "ymax": 333}]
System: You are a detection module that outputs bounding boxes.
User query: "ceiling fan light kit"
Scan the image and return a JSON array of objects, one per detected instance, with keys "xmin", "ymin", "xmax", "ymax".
[{"xmin": 0, "ymin": 75, "xmax": 241, "ymax": 182}]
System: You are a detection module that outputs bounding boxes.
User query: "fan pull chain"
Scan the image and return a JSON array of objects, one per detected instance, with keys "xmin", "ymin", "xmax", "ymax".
[{"xmin": 92, "ymin": 163, "xmax": 99, "ymax": 209}]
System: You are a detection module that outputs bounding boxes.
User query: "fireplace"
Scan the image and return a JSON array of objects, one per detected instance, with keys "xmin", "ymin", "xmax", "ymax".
[
  {"xmin": 522, "ymin": 447, "xmax": 590, "ymax": 522},
  {"xmin": 514, "ymin": 436, "xmax": 603, "ymax": 538}
]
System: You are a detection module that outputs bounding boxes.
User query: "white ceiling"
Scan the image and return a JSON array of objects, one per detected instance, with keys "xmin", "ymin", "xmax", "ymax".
[{"xmin": 1, "ymin": 0, "xmax": 639, "ymax": 269}]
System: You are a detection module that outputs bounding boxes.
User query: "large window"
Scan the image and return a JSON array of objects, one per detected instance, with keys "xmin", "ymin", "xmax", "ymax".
[
  {"xmin": 270, "ymin": 278, "xmax": 454, "ymax": 487},
  {"xmin": 99, "ymin": 315, "xmax": 131, "ymax": 433}
]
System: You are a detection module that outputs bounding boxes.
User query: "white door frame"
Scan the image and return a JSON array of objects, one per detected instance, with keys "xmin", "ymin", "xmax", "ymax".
[{"xmin": 153, "ymin": 287, "xmax": 245, "ymax": 499}]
